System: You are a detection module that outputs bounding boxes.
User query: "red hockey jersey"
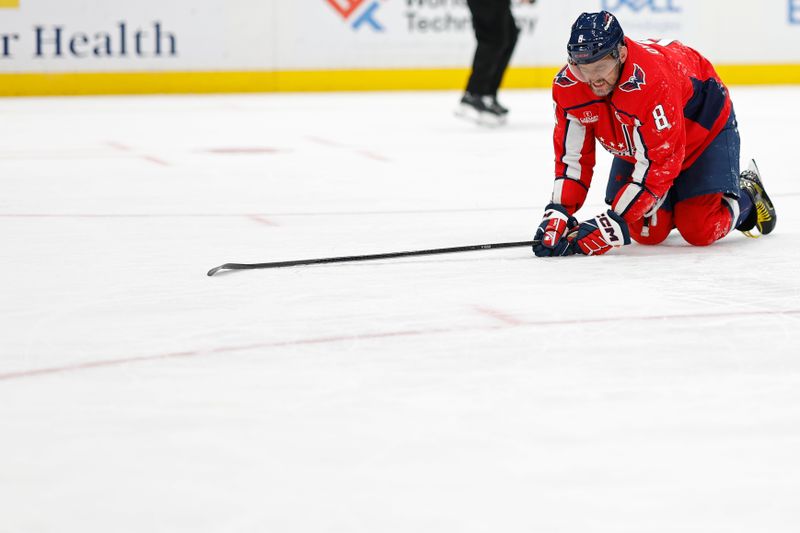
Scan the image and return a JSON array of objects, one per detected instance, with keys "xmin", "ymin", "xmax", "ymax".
[{"xmin": 550, "ymin": 37, "xmax": 731, "ymax": 223}]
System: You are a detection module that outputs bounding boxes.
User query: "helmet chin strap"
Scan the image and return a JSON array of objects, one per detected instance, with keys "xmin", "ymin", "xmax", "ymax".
[
  {"xmin": 610, "ymin": 57, "xmax": 624, "ymax": 87},
  {"xmin": 602, "ymin": 48, "xmax": 625, "ymax": 92}
]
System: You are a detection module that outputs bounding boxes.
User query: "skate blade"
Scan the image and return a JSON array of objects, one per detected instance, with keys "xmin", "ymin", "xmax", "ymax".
[
  {"xmin": 454, "ymin": 103, "xmax": 481, "ymax": 122},
  {"xmin": 454, "ymin": 104, "xmax": 507, "ymax": 127},
  {"xmin": 478, "ymin": 113, "xmax": 506, "ymax": 127}
]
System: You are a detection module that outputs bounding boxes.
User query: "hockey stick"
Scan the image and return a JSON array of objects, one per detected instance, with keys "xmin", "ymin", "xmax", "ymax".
[{"xmin": 207, "ymin": 240, "xmax": 535, "ymax": 276}]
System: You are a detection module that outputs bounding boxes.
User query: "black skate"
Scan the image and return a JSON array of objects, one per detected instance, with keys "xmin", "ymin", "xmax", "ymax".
[
  {"xmin": 486, "ymin": 97, "xmax": 508, "ymax": 116},
  {"xmin": 455, "ymin": 92, "xmax": 508, "ymax": 127},
  {"xmin": 738, "ymin": 159, "xmax": 777, "ymax": 238}
]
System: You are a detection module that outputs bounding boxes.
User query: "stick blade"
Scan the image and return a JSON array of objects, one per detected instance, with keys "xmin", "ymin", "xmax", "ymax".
[{"xmin": 207, "ymin": 264, "xmax": 229, "ymax": 276}]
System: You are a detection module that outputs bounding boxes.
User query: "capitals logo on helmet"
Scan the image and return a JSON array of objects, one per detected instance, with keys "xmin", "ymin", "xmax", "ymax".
[{"xmin": 619, "ymin": 64, "xmax": 646, "ymax": 92}]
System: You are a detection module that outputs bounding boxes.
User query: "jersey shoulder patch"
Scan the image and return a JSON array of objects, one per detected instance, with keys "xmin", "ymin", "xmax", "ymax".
[
  {"xmin": 619, "ymin": 64, "xmax": 646, "ymax": 92},
  {"xmin": 554, "ymin": 66, "xmax": 578, "ymax": 88}
]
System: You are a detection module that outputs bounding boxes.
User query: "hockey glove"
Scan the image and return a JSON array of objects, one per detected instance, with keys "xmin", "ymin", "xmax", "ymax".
[
  {"xmin": 532, "ymin": 203, "xmax": 578, "ymax": 257},
  {"xmin": 570, "ymin": 209, "xmax": 631, "ymax": 256}
]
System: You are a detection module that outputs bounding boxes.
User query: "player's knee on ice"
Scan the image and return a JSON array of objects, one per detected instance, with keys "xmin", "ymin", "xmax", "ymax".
[
  {"xmin": 628, "ymin": 208, "xmax": 673, "ymax": 245},
  {"xmin": 674, "ymin": 193, "xmax": 732, "ymax": 246}
]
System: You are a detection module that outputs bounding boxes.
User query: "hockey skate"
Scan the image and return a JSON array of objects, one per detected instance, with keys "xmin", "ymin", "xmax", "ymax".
[
  {"xmin": 455, "ymin": 92, "xmax": 508, "ymax": 127},
  {"xmin": 738, "ymin": 159, "xmax": 777, "ymax": 238}
]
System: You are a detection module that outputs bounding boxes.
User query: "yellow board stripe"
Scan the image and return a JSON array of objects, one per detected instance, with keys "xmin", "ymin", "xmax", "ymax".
[
  {"xmin": 1, "ymin": 64, "xmax": 800, "ymax": 97},
  {"xmin": 714, "ymin": 64, "xmax": 800, "ymax": 85},
  {"xmin": 0, "ymin": 0, "xmax": 20, "ymax": 7}
]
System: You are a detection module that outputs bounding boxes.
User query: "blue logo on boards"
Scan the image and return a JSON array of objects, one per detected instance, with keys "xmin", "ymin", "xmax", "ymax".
[
  {"xmin": 601, "ymin": 0, "xmax": 681, "ymax": 13},
  {"xmin": 790, "ymin": 0, "xmax": 800, "ymax": 24}
]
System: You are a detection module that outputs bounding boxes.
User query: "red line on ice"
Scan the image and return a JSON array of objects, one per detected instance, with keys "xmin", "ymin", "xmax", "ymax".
[
  {"xmin": 106, "ymin": 141, "xmax": 132, "ymax": 151},
  {"xmin": 0, "ymin": 326, "xmax": 489, "ymax": 382},
  {"xmin": 203, "ymin": 147, "xmax": 287, "ymax": 154},
  {"xmin": 140, "ymin": 155, "xmax": 170, "ymax": 166},
  {"xmin": 357, "ymin": 150, "xmax": 390, "ymax": 162},
  {"xmin": 473, "ymin": 306, "xmax": 526, "ymax": 326},
  {"xmin": 2, "ymin": 308, "xmax": 798, "ymax": 382},
  {"xmin": 306, "ymin": 136, "xmax": 345, "ymax": 147},
  {"xmin": 247, "ymin": 214, "xmax": 279, "ymax": 226},
  {"xmin": 106, "ymin": 141, "xmax": 168, "ymax": 165},
  {"xmin": 307, "ymin": 136, "xmax": 389, "ymax": 162}
]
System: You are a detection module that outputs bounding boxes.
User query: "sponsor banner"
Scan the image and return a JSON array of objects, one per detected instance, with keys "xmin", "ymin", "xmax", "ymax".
[
  {"xmin": 601, "ymin": 0, "xmax": 685, "ymax": 35},
  {"xmin": 1, "ymin": 0, "xmax": 799, "ymax": 81},
  {"xmin": 600, "ymin": 0, "xmax": 800, "ymax": 63},
  {"xmin": 272, "ymin": 1, "xmax": 543, "ymax": 70},
  {"xmin": 0, "ymin": 0, "xmax": 272, "ymax": 72},
  {"xmin": 275, "ymin": 0, "xmax": 800, "ymax": 68}
]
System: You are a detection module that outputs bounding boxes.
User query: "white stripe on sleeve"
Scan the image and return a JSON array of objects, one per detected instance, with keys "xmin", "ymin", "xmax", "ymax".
[
  {"xmin": 631, "ymin": 124, "xmax": 650, "ymax": 184},
  {"xmin": 562, "ymin": 116, "xmax": 586, "ymax": 181},
  {"xmin": 551, "ymin": 179, "xmax": 565, "ymax": 204},
  {"xmin": 615, "ymin": 184, "xmax": 641, "ymax": 214}
]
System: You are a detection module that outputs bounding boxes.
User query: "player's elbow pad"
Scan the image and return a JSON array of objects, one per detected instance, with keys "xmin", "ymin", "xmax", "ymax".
[
  {"xmin": 611, "ymin": 183, "xmax": 658, "ymax": 223},
  {"xmin": 552, "ymin": 177, "xmax": 589, "ymax": 215}
]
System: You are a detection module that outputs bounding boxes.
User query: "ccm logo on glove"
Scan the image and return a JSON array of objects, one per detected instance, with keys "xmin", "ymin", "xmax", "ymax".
[
  {"xmin": 597, "ymin": 213, "xmax": 621, "ymax": 243},
  {"xmin": 570, "ymin": 209, "xmax": 631, "ymax": 256}
]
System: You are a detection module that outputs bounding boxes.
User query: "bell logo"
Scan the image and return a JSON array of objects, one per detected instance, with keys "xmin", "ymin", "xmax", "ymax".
[{"xmin": 0, "ymin": 0, "xmax": 20, "ymax": 8}]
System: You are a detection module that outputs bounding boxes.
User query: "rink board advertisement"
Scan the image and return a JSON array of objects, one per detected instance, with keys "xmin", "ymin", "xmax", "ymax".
[{"xmin": 1, "ymin": 0, "xmax": 800, "ymax": 95}]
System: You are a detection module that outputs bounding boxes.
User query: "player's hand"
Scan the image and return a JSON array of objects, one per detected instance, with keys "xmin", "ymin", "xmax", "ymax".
[
  {"xmin": 570, "ymin": 209, "xmax": 631, "ymax": 256},
  {"xmin": 532, "ymin": 203, "xmax": 578, "ymax": 257}
]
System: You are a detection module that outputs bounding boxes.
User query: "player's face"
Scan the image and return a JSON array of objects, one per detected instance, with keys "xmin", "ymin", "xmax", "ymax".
[{"xmin": 569, "ymin": 54, "xmax": 621, "ymax": 97}]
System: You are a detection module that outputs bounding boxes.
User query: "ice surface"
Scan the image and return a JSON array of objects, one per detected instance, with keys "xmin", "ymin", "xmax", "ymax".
[{"xmin": 1, "ymin": 88, "xmax": 799, "ymax": 532}]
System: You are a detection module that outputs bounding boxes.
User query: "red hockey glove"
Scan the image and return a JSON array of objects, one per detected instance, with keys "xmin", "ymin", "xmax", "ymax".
[
  {"xmin": 533, "ymin": 203, "xmax": 578, "ymax": 257},
  {"xmin": 570, "ymin": 209, "xmax": 631, "ymax": 256}
]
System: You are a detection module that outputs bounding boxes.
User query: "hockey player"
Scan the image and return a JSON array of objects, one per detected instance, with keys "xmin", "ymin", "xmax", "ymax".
[{"xmin": 533, "ymin": 11, "xmax": 777, "ymax": 257}]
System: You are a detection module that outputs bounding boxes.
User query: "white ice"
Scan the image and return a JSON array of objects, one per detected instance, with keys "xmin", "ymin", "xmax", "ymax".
[{"xmin": 1, "ymin": 88, "xmax": 799, "ymax": 532}]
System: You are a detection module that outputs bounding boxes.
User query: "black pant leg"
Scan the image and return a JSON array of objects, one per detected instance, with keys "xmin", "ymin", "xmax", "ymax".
[
  {"xmin": 488, "ymin": 8, "xmax": 520, "ymax": 95},
  {"xmin": 465, "ymin": 0, "xmax": 518, "ymax": 96}
]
